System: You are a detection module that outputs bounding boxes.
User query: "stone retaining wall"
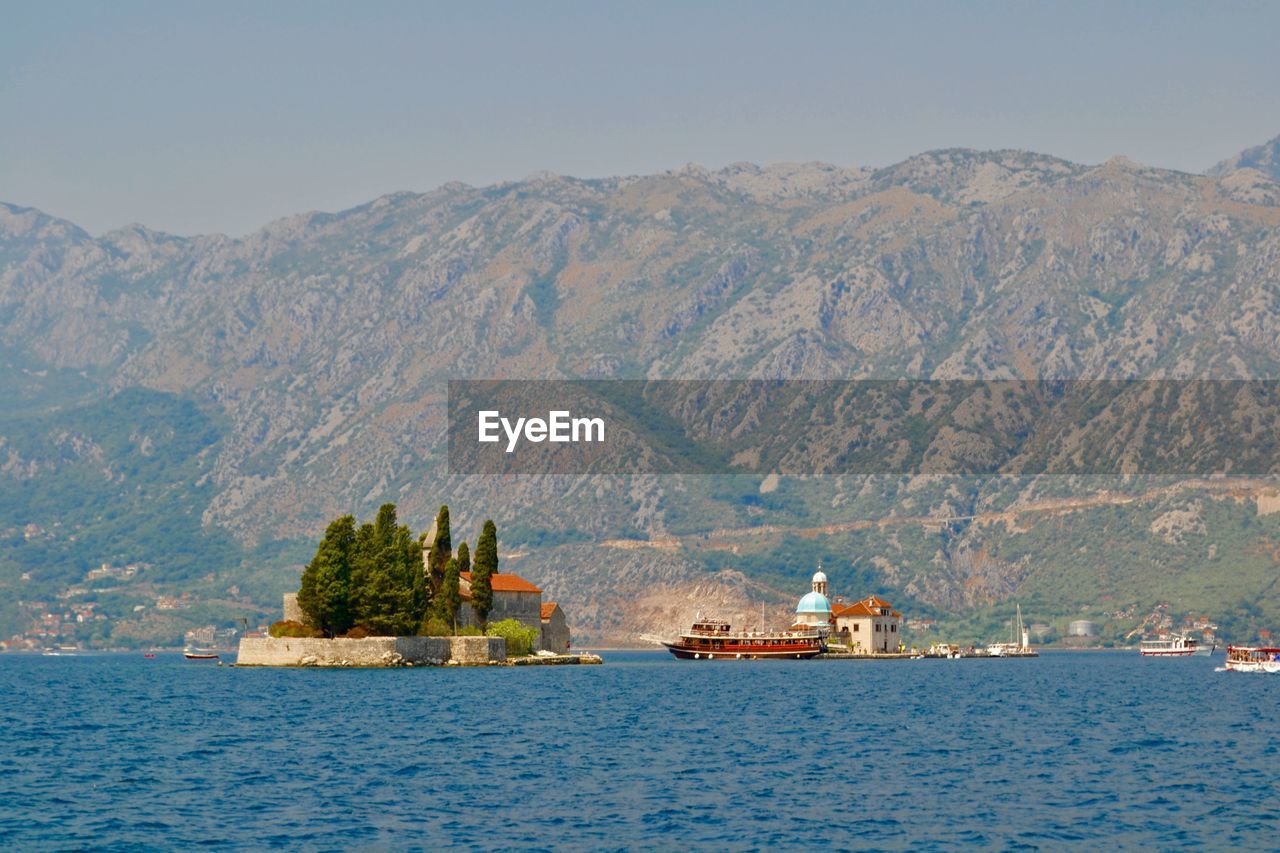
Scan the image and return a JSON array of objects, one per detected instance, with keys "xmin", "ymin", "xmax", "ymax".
[{"xmin": 236, "ymin": 636, "xmax": 506, "ymax": 667}]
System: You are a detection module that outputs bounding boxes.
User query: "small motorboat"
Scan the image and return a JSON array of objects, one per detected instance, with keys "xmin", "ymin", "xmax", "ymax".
[{"xmin": 183, "ymin": 650, "xmax": 219, "ymax": 660}]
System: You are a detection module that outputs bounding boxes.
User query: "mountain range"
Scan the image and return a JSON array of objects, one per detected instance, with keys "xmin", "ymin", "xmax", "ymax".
[{"xmin": 3, "ymin": 136, "xmax": 1280, "ymax": 646}]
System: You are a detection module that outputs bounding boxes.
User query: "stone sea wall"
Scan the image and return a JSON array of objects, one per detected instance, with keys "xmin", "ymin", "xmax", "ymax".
[{"xmin": 235, "ymin": 636, "xmax": 506, "ymax": 667}]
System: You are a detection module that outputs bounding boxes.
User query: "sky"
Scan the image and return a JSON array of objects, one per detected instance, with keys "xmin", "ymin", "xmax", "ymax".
[{"xmin": 3, "ymin": 0, "xmax": 1278, "ymax": 237}]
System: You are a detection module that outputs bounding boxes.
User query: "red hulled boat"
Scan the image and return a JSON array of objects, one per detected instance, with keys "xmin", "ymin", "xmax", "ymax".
[{"xmin": 662, "ymin": 618, "xmax": 824, "ymax": 660}]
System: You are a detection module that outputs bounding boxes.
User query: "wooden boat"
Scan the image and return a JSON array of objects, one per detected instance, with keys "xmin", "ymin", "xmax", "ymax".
[
  {"xmin": 662, "ymin": 617, "xmax": 824, "ymax": 660},
  {"xmin": 183, "ymin": 650, "xmax": 219, "ymax": 660},
  {"xmin": 1224, "ymin": 646, "xmax": 1280, "ymax": 673}
]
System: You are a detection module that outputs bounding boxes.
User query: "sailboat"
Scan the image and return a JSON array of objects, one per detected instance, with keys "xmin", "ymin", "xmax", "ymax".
[{"xmin": 986, "ymin": 604, "xmax": 1038, "ymax": 657}]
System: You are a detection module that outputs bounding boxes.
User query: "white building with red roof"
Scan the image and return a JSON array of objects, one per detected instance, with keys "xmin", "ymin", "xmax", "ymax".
[{"xmin": 831, "ymin": 595, "xmax": 903, "ymax": 653}]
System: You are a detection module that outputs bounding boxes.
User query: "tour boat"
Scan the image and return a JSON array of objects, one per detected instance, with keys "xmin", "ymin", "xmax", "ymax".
[
  {"xmin": 1224, "ymin": 646, "xmax": 1280, "ymax": 673},
  {"xmin": 1139, "ymin": 634, "xmax": 1213, "ymax": 657},
  {"xmin": 662, "ymin": 617, "xmax": 824, "ymax": 660}
]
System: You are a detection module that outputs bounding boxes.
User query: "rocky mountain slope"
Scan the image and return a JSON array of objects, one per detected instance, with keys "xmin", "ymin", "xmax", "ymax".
[{"xmin": 3, "ymin": 139, "xmax": 1280, "ymax": 645}]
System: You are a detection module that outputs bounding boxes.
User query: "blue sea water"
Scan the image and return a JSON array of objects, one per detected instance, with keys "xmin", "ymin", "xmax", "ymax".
[{"xmin": 1, "ymin": 650, "xmax": 1277, "ymax": 851}]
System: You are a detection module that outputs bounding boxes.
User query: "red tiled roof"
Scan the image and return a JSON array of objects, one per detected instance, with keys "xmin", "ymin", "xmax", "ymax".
[
  {"xmin": 460, "ymin": 571, "xmax": 542, "ymax": 594},
  {"xmin": 864, "ymin": 596, "xmax": 893, "ymax": 607},
  {"xmin": 540, "ymin": 602, "xmax": 559, "ymax": 620},
  {"xmin": 833, "ymin": 601, "xmax": 878, "ymax": 617}
]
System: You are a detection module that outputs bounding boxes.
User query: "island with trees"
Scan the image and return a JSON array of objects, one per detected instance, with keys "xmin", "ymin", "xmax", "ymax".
[{"xmin": 236, "ymin": 503, "xmax": 599, "ymax": 667}]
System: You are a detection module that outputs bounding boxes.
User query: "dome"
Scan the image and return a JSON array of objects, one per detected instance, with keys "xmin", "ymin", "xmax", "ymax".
[
  {"xmin": 796, "ymin": 591, "xmax": 832, "ymax": 615},
  {"xmin": 812, "ymin": 570, "xmax": 827, "ymax": 585}
]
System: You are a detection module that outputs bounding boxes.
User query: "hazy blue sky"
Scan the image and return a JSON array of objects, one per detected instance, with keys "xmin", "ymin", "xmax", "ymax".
[{"xmin": 3, "ymin": 1, "xmax": 1278, "ymax": 236}]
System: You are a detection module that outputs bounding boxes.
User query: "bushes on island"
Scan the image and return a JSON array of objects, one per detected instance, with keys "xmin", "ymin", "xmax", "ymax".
[
  {"xmin": 269, "ymin": 620, "xmax": 323, "ymax": 639},
  {"xmin": 422, "ymin": 616, "xmax": 453, "ymax": 637},
  {"xmin": 486, "ymin": 618, "xmax": 539, "ymax": 657}
]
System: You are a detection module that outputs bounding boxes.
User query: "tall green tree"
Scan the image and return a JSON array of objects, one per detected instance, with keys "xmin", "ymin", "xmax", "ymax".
[
  {"xmin": 349, "ymin": 521, "xmax": 377, "ymax": 626},
  {"xmin": 297, "ymin": 515, "xmax": 356, "ymax": 637},
  {"xmin": 373, "ymin": 503, "xmax": 398, "ymax": 549},
  {"xmin": 361, "ymin": 523, "xmax": 419, "ymax": 635},
  {"xmin": 471, "ymin": 519, "xmax": 498, "ymax": 627},
  {"xmin": 426, "ymin": 504, "xmax": 452, "ymax": 593},
  {"xmin": 436, "ymin": 556, "xmax": 462, "ymax": 633}
]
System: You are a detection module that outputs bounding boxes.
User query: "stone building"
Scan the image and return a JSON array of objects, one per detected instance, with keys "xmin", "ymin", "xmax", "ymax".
[
  {"xmin": 540, "ymin": 602, "xmax": 570, "ymax": 653},
  {"xmin": 457, "ymin": 571, "xmax": 572, "ymax": 652},
  {"xmin": 458, "ymin": 571, "xmax": 542, "ymax": 628},
  {"xmin": 832, "ymin": 595, "xmax": 903, "ymax": 653}
]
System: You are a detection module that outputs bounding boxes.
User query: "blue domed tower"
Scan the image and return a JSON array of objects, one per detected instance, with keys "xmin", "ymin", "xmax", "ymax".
[{"xmin": 795, "ymin": 569, "xmax": 832, "ymax": 628}]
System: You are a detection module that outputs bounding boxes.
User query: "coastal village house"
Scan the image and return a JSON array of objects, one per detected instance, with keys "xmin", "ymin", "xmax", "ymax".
[{"xmin": 832, "ymin": 596, "xmax": 903, "ymax": 653}]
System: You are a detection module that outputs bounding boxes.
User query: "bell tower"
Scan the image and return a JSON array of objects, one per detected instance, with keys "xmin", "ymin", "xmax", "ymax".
[{"xmin": 812, "ymin": 564, "xmax": 828, "ymax": 597}]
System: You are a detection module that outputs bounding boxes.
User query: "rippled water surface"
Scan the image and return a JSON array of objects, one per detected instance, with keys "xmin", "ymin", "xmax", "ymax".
[{"xmin": 1, "ymin": 650, "xmax": 1278, "ymax": 850}]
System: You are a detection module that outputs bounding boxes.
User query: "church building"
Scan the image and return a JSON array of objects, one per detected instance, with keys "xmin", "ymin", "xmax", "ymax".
[
  {"xmin": 457, "ymin": 571, "xmax": 573, "ymax": 653},
  {"xmin": 792, "ymin": 569, "xmax": 904, "ymax": 653}
]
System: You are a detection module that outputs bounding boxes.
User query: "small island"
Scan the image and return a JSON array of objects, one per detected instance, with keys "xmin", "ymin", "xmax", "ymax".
[{"xmin": 236, "ymin": 504, "xmax": 600, "ymax": 667}]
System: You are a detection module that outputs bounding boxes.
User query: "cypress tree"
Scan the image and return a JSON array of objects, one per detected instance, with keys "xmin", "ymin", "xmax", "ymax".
[
  {"xmin": 373, "ymin": 503, "xmax": 398, "ymax": 549},
  {"xmin": 427, "ymin": 504, "xmax": 452, "ymax": 593},
  {"xmin": 437, "ymin": 556, "xmax": 462, "ymax": 634},
  {"xmin": 349, "ymin": 521, "xmax": 377, "ymax": 627},
  {"xmin": 471, "ymin": 519, "xmax": 498, "ymax": 628},
  {"xmin": 297, "ymin": 515, "xmax": 356, "ymax": 637}
]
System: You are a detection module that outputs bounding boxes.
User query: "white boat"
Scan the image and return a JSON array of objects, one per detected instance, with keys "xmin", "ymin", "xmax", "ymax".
[
  {"xmin": 1224, "ymin": 646, "xmax": 1280, "ymax": 673},
  {"xmin": 1139, "ymin": 634, "xmax": 1212, "ymax": 657},
  {"xmin": 985, "ymin": 604, "xmax": 1038, "ymax": 658}
]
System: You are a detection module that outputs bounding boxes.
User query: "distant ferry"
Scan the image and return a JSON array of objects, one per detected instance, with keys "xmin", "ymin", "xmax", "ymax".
[
  {"xmin": 1139, "ymin": 634, "xmax": 1213, "ymax": 657},
  {"xmin": 1224, "ymin": 646, "xmax": 1280, "ymax": 673},
  {"xmin": 662, "ymin": 618, "xmax": 824, "ymax": 660}
]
